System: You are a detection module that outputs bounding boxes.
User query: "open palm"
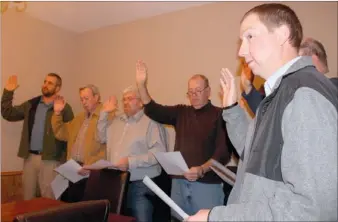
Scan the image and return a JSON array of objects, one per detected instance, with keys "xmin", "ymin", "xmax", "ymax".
[
  {"xmin": 5, "ymin": 75, "xmax": 19, "ymax": 91},
  {"xmin": 54, "ymin": 95, "xmax": 66, "ymax": 114},
  {"xmin": 136, "ymin": 60, "xmax": 148, "ymax": 85},
  {"xmin": 102, "ymin": 96, "xmax": 118, "ymax": 113},
  {"xmin": 220, "ymin": 68, "xmax": 238, "ymax": 107}
]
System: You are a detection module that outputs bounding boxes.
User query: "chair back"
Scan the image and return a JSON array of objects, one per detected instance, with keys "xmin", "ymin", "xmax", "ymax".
[
  {"xmin": 83, "ymin": 169, "xmax": 130, "ymax": 214},
  {"xmin": 13, "ymin": 199, "xmax": 110, "ymax": 222}
]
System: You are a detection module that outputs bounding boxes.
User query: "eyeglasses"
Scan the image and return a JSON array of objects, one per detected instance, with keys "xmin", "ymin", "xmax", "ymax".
[{"xmin": 186, "ymin": 86, "xmax": 209, "ymax": 97}]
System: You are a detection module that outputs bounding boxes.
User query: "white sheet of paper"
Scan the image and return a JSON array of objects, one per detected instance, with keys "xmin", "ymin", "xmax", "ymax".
[
  {"xmin": 84, "ymin": 159, "xmax": 118, "ymax": 170},
  {"xmin": 153, "ymin": 152, "xmax": 189, "ymax": 176},
  {"xmin": 210, "ymin": 166, "xmax": 235, "ymax": 186},
  {"xmin": 51, "ymin": 174, "xmax": 69, "ymax": 200},
  {"xmin": 210, "ymin": 159, "xmax": 237, "ymax": 181},
  {"xmin": 143, "ymin": 176, "xmax": 189, "ymax": 220},
  {"xmin": 54, "ymin": 159, "xmax": 89, "ymax": 183}
]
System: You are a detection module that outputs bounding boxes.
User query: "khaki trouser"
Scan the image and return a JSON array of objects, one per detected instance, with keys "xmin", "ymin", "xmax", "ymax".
[{"xmin": 22, "ymin": 154, "xmax": 59, "ymax": 200}]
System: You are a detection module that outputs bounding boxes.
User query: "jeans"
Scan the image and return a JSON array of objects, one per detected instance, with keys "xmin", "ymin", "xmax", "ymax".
[
  {"xmin": 171, "ymin": 178, "xmax": 224, "ymax": 220},
  {"xmin": 126, "ymin": 180, "xmax": 155, "ymax": 222}
]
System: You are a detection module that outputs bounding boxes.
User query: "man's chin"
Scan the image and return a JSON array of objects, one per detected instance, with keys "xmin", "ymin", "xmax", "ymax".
[{"xmin": 43, "ymin": 93, "xmax": 55, "ymax": 98}]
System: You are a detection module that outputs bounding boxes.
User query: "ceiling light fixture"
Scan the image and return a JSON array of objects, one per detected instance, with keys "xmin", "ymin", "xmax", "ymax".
[{"xmin": 1, "ymin": 1, "xmax": 27, "ymax": 14}]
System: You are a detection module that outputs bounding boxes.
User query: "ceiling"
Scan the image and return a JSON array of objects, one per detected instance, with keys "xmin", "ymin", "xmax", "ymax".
[{"xmin": 20, "ymin": 1, "xmax": 210, "ymax": 33}]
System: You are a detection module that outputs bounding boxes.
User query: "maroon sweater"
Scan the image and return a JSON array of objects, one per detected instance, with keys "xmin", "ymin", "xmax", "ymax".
[{"xmin": 144, "ymin": 100, "xmax": 230, "ymax": 183}]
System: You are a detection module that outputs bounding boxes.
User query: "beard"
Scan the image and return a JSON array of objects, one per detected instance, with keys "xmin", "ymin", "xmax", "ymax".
[{"xmin": 41, "ymin": 88, "xmax": 56, "ymax": 98}]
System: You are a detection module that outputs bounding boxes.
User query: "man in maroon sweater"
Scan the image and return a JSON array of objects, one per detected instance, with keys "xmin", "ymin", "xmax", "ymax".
[{"xmin": 135, "ymin": 60, "xmax": 231, "ymax": 221}]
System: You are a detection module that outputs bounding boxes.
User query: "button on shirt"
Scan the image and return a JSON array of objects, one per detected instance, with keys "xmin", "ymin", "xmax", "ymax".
[{"xmin": 30, "ymin": 99, "xmax": 53, "ymax": 152}]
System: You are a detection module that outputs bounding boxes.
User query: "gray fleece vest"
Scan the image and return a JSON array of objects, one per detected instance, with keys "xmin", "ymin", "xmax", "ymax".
[{"xmin": 246, "ymin": 65, "xmax": 338, "ymax": 182}]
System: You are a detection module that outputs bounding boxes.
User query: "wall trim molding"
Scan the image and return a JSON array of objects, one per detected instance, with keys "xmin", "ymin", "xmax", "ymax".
[{"xmin": 1, "ymin": 171, "xmax": 23, "ymax": 176}]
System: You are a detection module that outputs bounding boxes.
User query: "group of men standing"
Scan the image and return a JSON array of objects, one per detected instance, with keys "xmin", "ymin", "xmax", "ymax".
[{"xmin": 2, "ymin": 2, "xmax": 337, "ymax": 222}]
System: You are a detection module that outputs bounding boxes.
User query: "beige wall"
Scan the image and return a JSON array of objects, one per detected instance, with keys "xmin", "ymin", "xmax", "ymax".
[
  {"xmin": 1, "ymin": 10, "xmax": 78, "ymax": 171},
  {"xmin": 76, "ymin": 1, "xmax": 337, "ymax": 106},
  {"xmin": 1, "ymin": 1, "xmax": 337, "ymax": 171}
]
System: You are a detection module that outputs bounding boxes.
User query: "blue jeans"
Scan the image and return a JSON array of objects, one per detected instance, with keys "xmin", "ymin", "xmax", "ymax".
[
  {"xmin": 171, "ymin": 178, "xmax": 224, "ymax": 220},
  {"xmin": 126, "ymin": 180, "xmax": 154, "ymax": 222}
]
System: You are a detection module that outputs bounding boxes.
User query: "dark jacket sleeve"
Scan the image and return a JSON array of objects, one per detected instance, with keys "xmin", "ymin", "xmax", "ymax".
[
  {"xmin": 242, "ymin": 87, "xmax": 265, "ymax": 114},
  {"xmin": 143, "ymin": 100, "xmax": 181, "ymax": 126},
  {"xmin": 1, "ymin": 89, "xmax": 26, "ymax": 122},
  {"xmin": 211, "ymin": 114, "xmax": 231, "ymax": 165}
]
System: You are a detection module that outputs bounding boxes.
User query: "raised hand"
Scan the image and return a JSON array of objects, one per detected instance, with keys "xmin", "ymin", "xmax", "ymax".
[
  {"xmin": 102, "ymin": 96, "xmax": 118, "ymax": 113},
  {"xmin": 54, "ymin": 95, "xmax": 66, "ymax": 115},
  {"xmin": 220, "ymin": 68, "xmax": 238, "ymax": 107},
  {"xmin": 5, "ymin": 75, "xmax": 19, "ymax": 91},
  {"xmin": 136, "ymin": 60, "xmax": 148, "ymax": 86}
]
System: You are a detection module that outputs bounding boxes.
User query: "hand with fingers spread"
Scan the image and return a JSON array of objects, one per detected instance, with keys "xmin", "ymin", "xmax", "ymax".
[
  {"xmin": 136, "ymin": 60, "xmax": 148, "ymax": 86},
  {"xmin": 54, "ymin": 95, "xmax": 66, "ymax": 115},
  {"xmin": 102, "ymin": 95, "xmax": 118, "ymax": 113},
  {"xmin": 220, "ymin": 68, "xmax": 238, "ymax": 107},
  {"xmin": 5, "ymin": 75, "xmax": 19, "ymax": 91}
]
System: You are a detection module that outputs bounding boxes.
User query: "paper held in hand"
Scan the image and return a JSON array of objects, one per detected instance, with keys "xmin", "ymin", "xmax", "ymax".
[
  {"xmin": 143, "ymin": 176, "xmax": 189, "ymax": 220},
  {"xmin": 210, "ymin": 159, "xmax": 236, "ymax": 186},
  {"xmin": 51, "ymin": 174, "xmax": 69, "ymax": 199},
  {"xmin": 54, "ymin": 159, "xmax": 89, "ymax": 183},
  {"xmin": 153, "ymin": 151, "xmax": 189, "ymax": 176},
  {"xmin": 84, "ymin": 159, "xmax": 118, "ymax": 170}
]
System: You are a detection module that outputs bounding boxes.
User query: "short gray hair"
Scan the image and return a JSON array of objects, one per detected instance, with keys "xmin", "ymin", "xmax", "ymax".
[
  {"xmin": 300, "ymin": 38, "xmax": 329, "ymax": 73},
  {"xmin": 79, "ymin": 84, "xmax": 101, "ymax": 101},
  {"xmin": 123, "ymin": 85, "xmax": 140, "ymax": 98}
]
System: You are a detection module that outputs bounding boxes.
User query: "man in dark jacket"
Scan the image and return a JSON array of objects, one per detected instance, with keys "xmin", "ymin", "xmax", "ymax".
[{"xmin": 1, "ymin": 73, "xmax": 74, "ymax": 200}]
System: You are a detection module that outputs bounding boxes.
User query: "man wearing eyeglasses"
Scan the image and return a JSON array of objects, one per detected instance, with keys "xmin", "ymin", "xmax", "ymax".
[{"xmin": 135, "ymin": 60, "xmax": 231, "ymax": 221}]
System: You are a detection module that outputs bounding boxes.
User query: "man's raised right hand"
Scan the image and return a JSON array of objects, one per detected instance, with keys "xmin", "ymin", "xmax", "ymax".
[
  {"xmin": 5, "ymin": 75, "xmax": 19, "ymax": 91},
  {"xmin": 136, "ymin": 60, "xmax": 148, "ymax": 86}
]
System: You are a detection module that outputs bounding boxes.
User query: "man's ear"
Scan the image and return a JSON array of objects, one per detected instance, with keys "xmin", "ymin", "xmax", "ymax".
[
  {"xmin": 276, "ymin": 24, "xmax": 290, "ymax": 46},
  {"xmin": 311, "ymin": 54, "xmax": 323, "ymax": 73},
  {"xmin": 94, "ymin": 94, "xmax": 100, "ymax": 103},
  {"xmin": 56, "ymin": 86, "xmax": 61, "ymax": 94}
]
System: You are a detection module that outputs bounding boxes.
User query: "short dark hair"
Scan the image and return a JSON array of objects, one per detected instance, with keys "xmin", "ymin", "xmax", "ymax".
[
  {"xmin": 241, "ymin": 3, "xmax": 303, "ymax": 49},
  {"xmin": 47, "ymin": 73, "xmax": 62, "ymax": 87},
  {"xmin": 300, "ymin": 38, "xmax": 329, "ymax": 73}
]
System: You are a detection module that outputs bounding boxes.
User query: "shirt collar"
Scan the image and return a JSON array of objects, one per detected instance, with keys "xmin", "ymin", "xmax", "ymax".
[
  {"xmin": 264, "ymin": 56, "xmax": 302, "ymax": 97},
  {"xmin": 120, "ymin": 109, "xmax": 144, "ymax": 123},
  {"xmin": 39, "ymin": 97, "xmax": 54, "ymax": 107},
  {"xmin": 193, "ymin": 100, "xmax": 212, "ymax": 112}
]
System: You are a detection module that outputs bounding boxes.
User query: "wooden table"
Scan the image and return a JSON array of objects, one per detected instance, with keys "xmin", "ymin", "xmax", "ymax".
[{"xmin": 1, "ymin": 197, "xmax": 135, "ymax": 222}]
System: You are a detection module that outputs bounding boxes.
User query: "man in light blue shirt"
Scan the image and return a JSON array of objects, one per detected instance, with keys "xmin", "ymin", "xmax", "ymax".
[{"xmin": 97, "ymin": 85, "xmax": 168, "ymax": 222}]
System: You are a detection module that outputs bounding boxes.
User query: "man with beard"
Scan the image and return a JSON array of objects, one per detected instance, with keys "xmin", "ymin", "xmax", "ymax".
[{"xmin": 1, "ymin": 73, "xmax": 74, "ymax": 200}]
